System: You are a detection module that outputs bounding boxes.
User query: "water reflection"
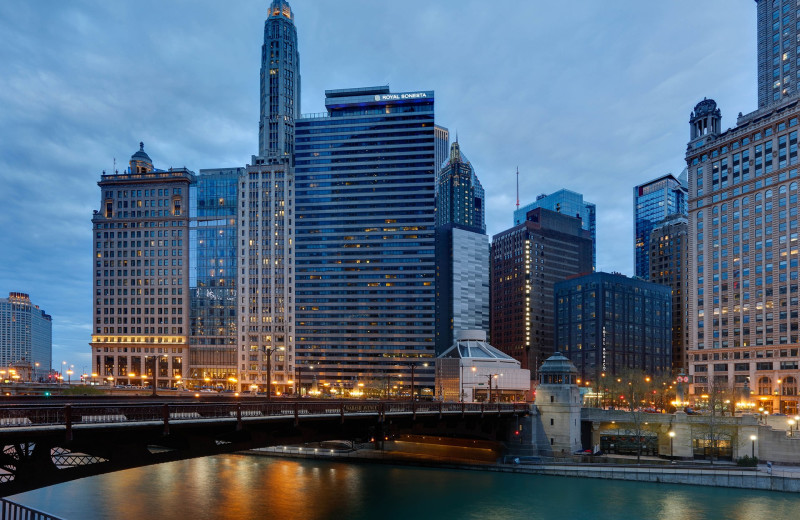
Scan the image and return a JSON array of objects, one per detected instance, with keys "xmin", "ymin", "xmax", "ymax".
[{"xmin": 11, "ymin": 455, "xmax": 800, "ymax": 520}]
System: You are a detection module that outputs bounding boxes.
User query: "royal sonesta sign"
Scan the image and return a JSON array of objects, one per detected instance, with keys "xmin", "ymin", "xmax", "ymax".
[{"xmin": 374, "ymin": 92, "xmax": 428, "ymax": 101}]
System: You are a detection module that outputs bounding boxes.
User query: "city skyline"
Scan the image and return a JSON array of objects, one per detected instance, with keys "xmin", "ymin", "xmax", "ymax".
[{"xmin": 0, "ymin": 0, "xmax": 755, "ymax": 366}]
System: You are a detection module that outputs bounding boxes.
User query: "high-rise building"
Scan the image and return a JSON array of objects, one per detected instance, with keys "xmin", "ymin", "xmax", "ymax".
[
  {"xmin": 687, "ymin": 95, "xmax": 800, "ymax": 414},
  {"xmin": 435, "ymin": 140, "xmax": 485, "ymax": 232},
  {"xmin": 515, "ymin": 189, "xmax": 596, "ymax": 269},
  {"xmin": 554, "ymin": 272, "xmax": 672, "ymax": 382},
  {"xmin": 236, "ymin": 0, "xmax": 301, "ymax": 393},
  {"xmin": 294, "ymin": 86, "xmax": 436, "ymax": 396},
  {"xmin": 633, "ymin": 173, "xmax": 688, "ymax": 279},
  {"xmin": 188, "ymin": 168, "xmax": 240, "ymax": 388},
  {"xmin": 490, "ymin": 208, "xmax": 593, "ymax": 376},
  {"xmin": 90, "ymin": 143, "xmax": 194, "ymax": 388},
  {"xmin": 649, "ymin": 215, "xmax": 689, "ymax": 373},
  {"xmin": 0, "ymin": 292, "xmax": 51, "ymax": 380},
  {"xmin": 259, "ymin": 0, "xmax": 300, "ymax": 159},
  {"xmin": 434, "ymin": 140, "xmax": 488, "ymax": 355},
  {"xmin": 434, "ymin": 125, "xmax": 450, "ymax": 179},
  {"xmin": 756, "ymin": 0, "xmax": 798, "ymax": 108}
]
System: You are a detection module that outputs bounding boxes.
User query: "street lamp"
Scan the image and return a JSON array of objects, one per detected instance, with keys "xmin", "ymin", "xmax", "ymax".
[
  {"xmin": 66, "ymin": 368, "xmax": 73, "ymax": 385},
  {"xmin": 750, "ymin": 434, "xmax": 757, "ymax": 458},
  {"xmin": 668, "ymin": 431, "xmax": 675, "ymax": 460},
  {"xmin": 263, "ymin": 345, "xmax": 284, "ymax": 401}
]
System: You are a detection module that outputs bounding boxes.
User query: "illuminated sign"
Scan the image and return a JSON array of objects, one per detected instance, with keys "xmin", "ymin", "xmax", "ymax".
[{"xmin": 374, "ymin": 92, "xmax": 428, "ymax": 101}]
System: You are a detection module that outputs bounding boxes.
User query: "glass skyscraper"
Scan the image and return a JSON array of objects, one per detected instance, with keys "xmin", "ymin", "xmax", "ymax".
[
  {"xmin": 189, "ymin": 168, "xmax": 240, "ymax": 387},
  {"xmin": 633, "ymin": 173, "xmax": 688, "ymax": 279},
  {"xmin": 294, "ymin": 86, "xmax": 436, "ymax": 396},
  {"xmin": 515, "ymin": 189, "xmax": 596, "ymax": 269},
  {"xmin": 0, "ymin": 292, "xmax": 51, "ymax": 380}
]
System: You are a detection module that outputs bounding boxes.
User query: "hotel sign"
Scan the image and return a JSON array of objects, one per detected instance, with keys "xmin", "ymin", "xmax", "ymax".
[{"xmin": 374, "ymin": 92, "xmax": 428, "ymax": 101}]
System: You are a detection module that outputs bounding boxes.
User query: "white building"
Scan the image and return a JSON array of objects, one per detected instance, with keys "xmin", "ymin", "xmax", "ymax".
[{"xmin": 436, "ymin": 330, "xmax": 530, "ymax": 402}]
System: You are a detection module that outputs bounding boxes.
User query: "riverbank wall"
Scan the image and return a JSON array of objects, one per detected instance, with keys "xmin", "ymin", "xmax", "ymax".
[{"xmin": 246, "ymin": 445, "xmax": 800, "ymax": 493}]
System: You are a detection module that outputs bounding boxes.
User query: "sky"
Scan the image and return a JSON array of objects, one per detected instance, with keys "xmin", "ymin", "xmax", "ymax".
[{"xmin": 0, "ymin": 0, "xmax": 756, "ymax": 370}]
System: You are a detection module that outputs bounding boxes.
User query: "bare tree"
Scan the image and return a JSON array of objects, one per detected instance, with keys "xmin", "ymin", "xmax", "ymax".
[{"xmin": 692, "ymin": 378, "xmax": 738, "ymax": 464}]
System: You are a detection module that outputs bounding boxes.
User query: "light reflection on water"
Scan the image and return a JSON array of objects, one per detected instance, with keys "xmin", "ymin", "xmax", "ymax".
[{"xmin": 11, "ymin": 455, "xmax": 800, "ymax": 520}]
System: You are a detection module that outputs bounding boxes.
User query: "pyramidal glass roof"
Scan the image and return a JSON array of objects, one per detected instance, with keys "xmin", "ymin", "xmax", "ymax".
[{"xmin": 439, "ymin": 339, "xmax": 516, "ymax": 361}]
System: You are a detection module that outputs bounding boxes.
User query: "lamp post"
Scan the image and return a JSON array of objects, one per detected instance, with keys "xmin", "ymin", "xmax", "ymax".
[
  {"xmin": 668, "ymin": 431, "xmax": 675, "ymax": 460},
  {"xmin": 263, "ymin": 345, "xmax": 284, "ymax": 401},
  {"xmin": 750, "ymin": 434, "xmax": 757, "ymax": 458},
  {"xmin": 151, "ymin": 356, "xmax": 158, "ymax": 397},
  {"xmin": 66, "ymin": 368, "xmax": 73, "ymax": 385},
  {"xmin": 777, "ymin": 379, "xmax": 783, "ymax": 414}
]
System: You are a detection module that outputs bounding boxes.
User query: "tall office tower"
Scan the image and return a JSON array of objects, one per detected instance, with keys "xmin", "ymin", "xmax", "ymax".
[
  {"xmin": 294, "ymin": 86, "xmax": 436, "ymax": 397},
  {"xmin": 633, "ymin": 173, "xmax": 688, "ymax": 279},
  {"xmin": 435, "ymin": 141, "xmax": 489, "ymax": 354},
  {"xmin": 649, "ymin": 215, "xmax": 689, "ymax": 373},
  {"xmin": 90, "ymin": 143, "xmax": 194, "ymax": 388},
  {"xmin": 515, "ymin": 189, "xmax": 596, "ymax": 269},
  {"xmin": 554, "ymin": 272, "xmax": 672, "ymax": 382},
  {"xmin": 490, "ymin": 208, "xmax": 593, "ymax": 376},
  {"xmin": 434, "ymin": 125, "xmax": 450, "ymax": 179},
  {"xmin": 188, "ymin": 168, "xmax": 241, "ymax": 388},
  {"xmin": 259, "ymin": 0, "xmax": 300, "ymax": 159},
  {"xmin": 687, "ymin": 93, "xmax": 800, "ymax": 415},
  {"xmin": 0, "ymin": 292, "xmax": 51, "ymax": 380},
  {"xmin": 236, "ymin": 0, "xmax": 301, "ymax": 394},
  {"xmin": 756, "ymin": 0, "xmax": 799, "ymax": 108}
]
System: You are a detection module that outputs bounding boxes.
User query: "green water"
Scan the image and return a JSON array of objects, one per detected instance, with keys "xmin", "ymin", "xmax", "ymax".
[{"xmin": 11, "ymin": 455, "xmax": 800, "ymax": 519}]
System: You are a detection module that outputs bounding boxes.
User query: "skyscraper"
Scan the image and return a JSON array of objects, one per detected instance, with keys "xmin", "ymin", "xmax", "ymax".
[
  {"xmin": 91, "ymin": 143, "xmax": 194, "ymax": 388},
  {"xmin": 490, "ymin": 208, "xmax": 592, "ymax": 376},
  {"xmin": 0, "ymin": 292, "xmax": 51, "ymax": 380},
  {"xmin": 434, "ymin": 125, "xmax": 450, "ymax": 179},
  {"xmin": 189, "ymin": 168, "xmax": 240, "ymax": 388},
  {"xmin": 648, "ymin": 215, "xmax": 689, "ymax": 373},
  {"xmin": 294, "ymin": 86, "xmax": 436, "ymax": 396},
  {"xmin": 237, "ymin": 0, "xmax": 301, "ymax": 393},
  {"xmin": 259, "ymin": 0, "xmax": 300, "ymax": 159},
  {"xmin": 435, "ymin": 141, "xmax": 489, "ymax": 354},
  {"xmin": 633, "ymin": 173, "xmax": 688, "ymax": 279},
  {"xmin": 756, "ymin": 0, "xmax": 798, "ymax": 108},
  {"xmin": 515, "ymin": 189, "xmax": 596, "ymax": 269}
]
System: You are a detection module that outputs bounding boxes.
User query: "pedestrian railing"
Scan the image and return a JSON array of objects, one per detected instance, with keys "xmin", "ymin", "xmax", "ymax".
[{"xmin": 0, "ymin": 498, "xmax": 63, "ymax": 520}]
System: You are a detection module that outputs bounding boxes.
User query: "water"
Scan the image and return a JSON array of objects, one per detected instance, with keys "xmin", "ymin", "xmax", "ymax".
[{"xmin": 10, "ymin": 455, "xmax": 800, "ymax": 520}]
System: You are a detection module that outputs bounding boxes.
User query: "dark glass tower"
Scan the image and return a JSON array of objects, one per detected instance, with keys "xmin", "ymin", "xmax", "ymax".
[
  {"xmin": 259, "ymin": 0, "xmax": 300, "ymax": 159},
  {"xmin": 633, "ymin": 173, "xmax": 688, "ymax": 279},
  {"xmin": 294, "ymin": 86, "xmax": 436, "ymax": 397},
  {"xmin": 435, "ymin": 141, "xmax": 485, "ymax": 232}
]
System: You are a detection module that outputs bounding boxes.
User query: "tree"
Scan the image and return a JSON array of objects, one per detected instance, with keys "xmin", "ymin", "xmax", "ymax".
[{"xmin": 691, "ymin": 378, "xmax": 738, "ymax": 464}]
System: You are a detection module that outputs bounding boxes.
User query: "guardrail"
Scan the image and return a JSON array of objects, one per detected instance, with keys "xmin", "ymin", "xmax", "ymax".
[
  {"xmin": 0, "ymin": 401, "xmax": 527, "ymax": 432},
  {"xmin": 0, "ymin": 498, "xmax": 63, "ymax": 520}
]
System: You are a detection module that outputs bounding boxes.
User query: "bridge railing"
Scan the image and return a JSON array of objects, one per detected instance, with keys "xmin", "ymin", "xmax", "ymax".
[
  {"xmin": 0, "ymin": 498, "xmax": 63, "ymax": 520},
  {"xmin": 0, "ymin": 401, "xmax": 526, "ymax": 428}
]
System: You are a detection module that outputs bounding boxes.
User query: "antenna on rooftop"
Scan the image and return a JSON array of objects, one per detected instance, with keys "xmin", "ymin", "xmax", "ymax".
[{"xmin": 516, "ymin": 166, "xmax": 519, "ymax": 209}]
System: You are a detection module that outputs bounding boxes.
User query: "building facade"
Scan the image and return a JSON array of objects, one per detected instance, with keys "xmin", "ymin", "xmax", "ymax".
[
  {"xmin": 293, "ymin": 86, "xmax": 437, "ymax": 396},
  {"xmin": 434, "ymin": 140, "xmax": 488, "ymax": 354},
  {"xmin": 756, "ymin": 0, "xmax": 798, "ymax": 108},
  {"xmin": 0, "ymin": 292, "xmax": 51, "ymax": 380},
  {"xmin": 649, "ymin": 215, "xmax": 689, "ymax": 373},
  {"xmin": 633, "ymin": 173, "xmax": 688, "ymax": 279},
  {"xmin": 514, "ymin": 189, "xmax": 596, "ymax": 269},
  {"xmin": 90, "ymin": 143, "xmax": 194, "ymax": 388},
  {"xmin": 188, "ymin": 168, "xmax": 240, "ymax": 388},
  {"xmin": 434, "ymin": 124, "xmax": 449, "ymax": 179},
  {"xmin": 490, "ymin": 208, "xmax": 593, "ymax": 377},
  {"xmin": 554, "ymin": 272, "xmax": 673, "ymax": 383}
]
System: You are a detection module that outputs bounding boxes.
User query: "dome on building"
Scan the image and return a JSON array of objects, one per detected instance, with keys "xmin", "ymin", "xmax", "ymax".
[
  {"xmin": 131, "ymin": 142, "xmax": 151, "ymax": 162},
  {"xmin": 538, "ymin": 352, "xmax": 578, "ymax": 385},
  {"xmin": 691, "ymin": 98, "xmax": 719, "ymax": 118}
]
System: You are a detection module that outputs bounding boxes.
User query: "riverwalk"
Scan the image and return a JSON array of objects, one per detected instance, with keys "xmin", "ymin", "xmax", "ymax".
[{"xmin": 248, "ymin": 442, "xmax": 800, "ymax": 493}]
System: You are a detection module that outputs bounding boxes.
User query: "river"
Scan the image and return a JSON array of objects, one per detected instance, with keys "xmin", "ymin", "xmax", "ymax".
[{"xmin": 10, "ymin": 455, "xmax": 800, "ymax": 519}]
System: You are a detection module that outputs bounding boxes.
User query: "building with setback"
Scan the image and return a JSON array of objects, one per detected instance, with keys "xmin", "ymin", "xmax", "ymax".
[
  {"xmin": 294, "ymin": 86, "xmax": 436, "ymax": 397},
  {"xmin": 633, "ymin": 173, "xmax": 688, "ymax": 279},
  {"xmin": 687, "ymin": 0, "xmax": 800, "ymax": 414},
  {"xmin": 0, "ymin": 292, "xmax": 51, "ymax": 380},
  {"xmin": 514, "ymin": 189, "xmax": 596, "ymax": 269},
  {"xmin": 236, "ymin": 0, "xmax": 301, "ymax": 394},
  {"xmin": 435, "ymin": 140, "xmax": 489, "ymax": 354},
  {"xmin": 490, "ymin": 208, "xmax": 592, "ymax": 377},
  {"xmin": 91, "ymin": 144, "xmax": 194, "ymax": 388},
  {"xmin": 649, "ymin": 215, "xmax": 689, "ymax": 372},
  {"xmin": 554, "ymin": 272, "xmax": 672, "ymax": 383}
]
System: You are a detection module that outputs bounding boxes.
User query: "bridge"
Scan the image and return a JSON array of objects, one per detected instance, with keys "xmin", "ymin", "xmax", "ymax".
[{"xmin": 0, "ymin": 399, "xmax": 527, "ymax": 496}]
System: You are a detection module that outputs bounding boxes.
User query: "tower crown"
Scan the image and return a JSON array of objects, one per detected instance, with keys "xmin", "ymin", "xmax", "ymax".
[
  {"xmin": 689, "ymin": 98, "xmax": 721, "ymax": 142},
  {"xmin": 268, "ymin": 0, "xmax": 293, "ymax": 20}
]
